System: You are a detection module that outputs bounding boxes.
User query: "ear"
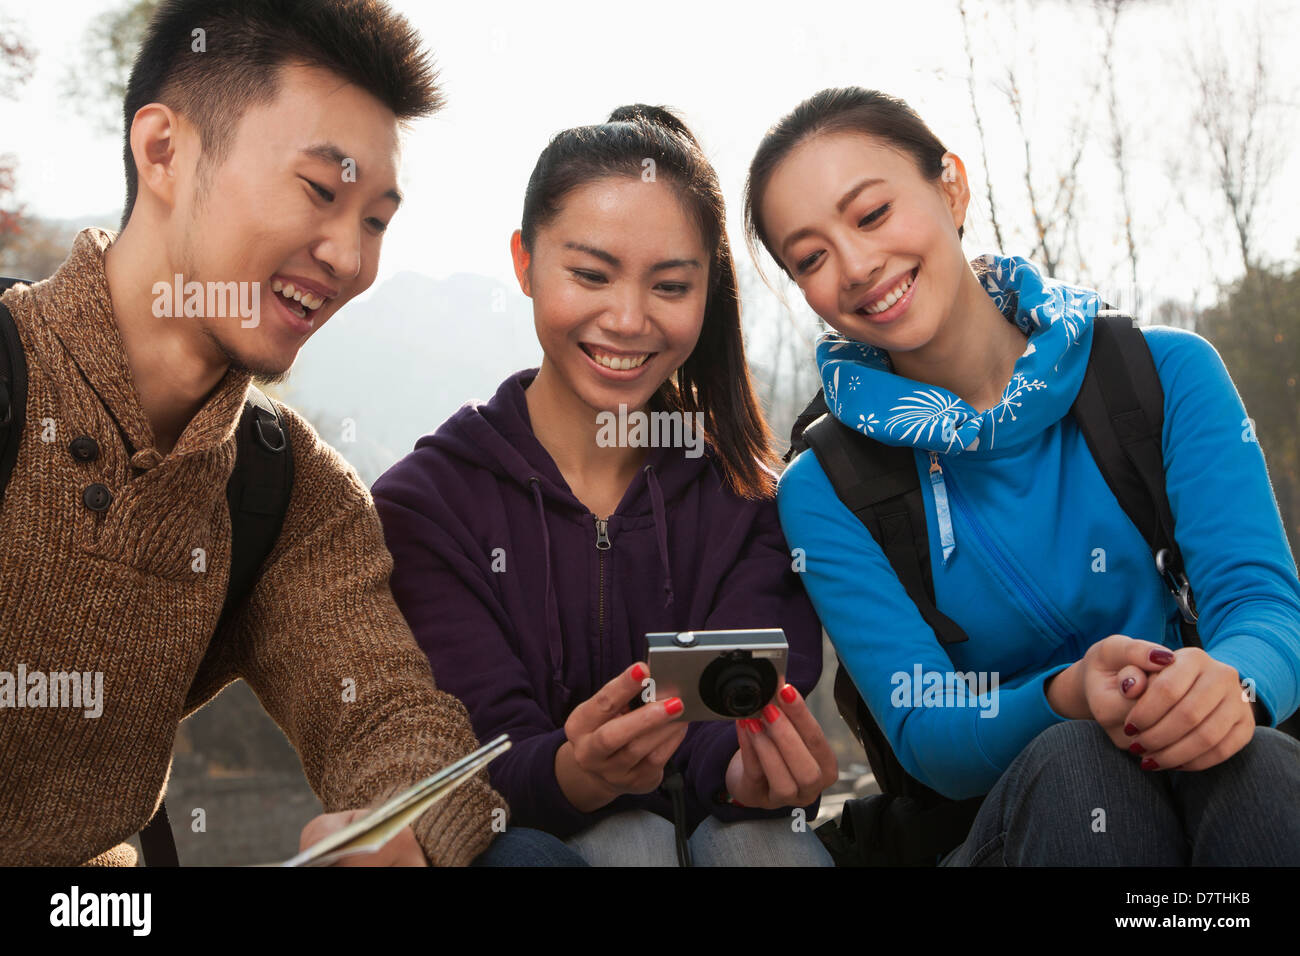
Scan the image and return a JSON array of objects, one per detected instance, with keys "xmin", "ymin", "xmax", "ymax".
[
  {"xmin": 510, "ymin": 229, "xmax": 533, "ymax": 298},
  {"xmin": 128, "ymin": 103, "xmax": 188, "ymax": 214},
  {"xmin": 938, "ymin": 151, "xmax": 971, "ymax": 235}
]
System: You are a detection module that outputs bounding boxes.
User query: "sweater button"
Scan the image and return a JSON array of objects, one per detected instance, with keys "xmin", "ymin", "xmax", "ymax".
[
  {"xmin": 69, "ymin": 436, "xmax": 100, "ymax": 462},
  {"xmin": 82, "ymin": 483, "xmax": 113, "ymax": 512}
]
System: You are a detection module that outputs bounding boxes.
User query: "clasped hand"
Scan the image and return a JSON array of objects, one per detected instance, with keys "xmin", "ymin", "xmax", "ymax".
[{"xmin": 1073, "ymin": 635, "xmax": 1257, "ymax": 771}]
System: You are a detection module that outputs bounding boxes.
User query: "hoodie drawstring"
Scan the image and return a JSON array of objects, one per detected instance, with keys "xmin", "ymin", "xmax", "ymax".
[
  {"xmin": 643, "ymin": 464, "xmax": 675, "ymax": 608},
  {"xmin": 529, "ymin": 477, "xmax": 571, "ymax": 719}
]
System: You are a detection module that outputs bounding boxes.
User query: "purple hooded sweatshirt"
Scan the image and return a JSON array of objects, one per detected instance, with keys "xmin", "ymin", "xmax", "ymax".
[{"xmin": 371, "ymin": 369, "xmax": 824, "ymax": 838}]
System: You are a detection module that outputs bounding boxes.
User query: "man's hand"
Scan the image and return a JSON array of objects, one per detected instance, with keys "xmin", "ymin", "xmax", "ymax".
[{"xmin": 298, "ymin": 810, "xmax": 429, "ymax": 866}]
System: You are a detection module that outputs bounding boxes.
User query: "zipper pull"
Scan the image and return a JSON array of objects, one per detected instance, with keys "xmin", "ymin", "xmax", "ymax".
[
  {"xmin": 594, "ymin": 516, "xmax": 611, "ymax": 551},
  {"xmin": 928, "ymin": 452, "xmax": 957, "ymax": 566}
]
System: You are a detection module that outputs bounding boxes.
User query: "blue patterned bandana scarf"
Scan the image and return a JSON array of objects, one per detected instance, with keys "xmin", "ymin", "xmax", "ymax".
[{"xmin": 816, "ymin": 254, "xmax": 1102, "ymax": 455}]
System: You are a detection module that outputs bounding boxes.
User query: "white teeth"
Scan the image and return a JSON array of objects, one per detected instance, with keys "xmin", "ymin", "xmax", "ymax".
[
  {"xmin": 588, "ymin": 348, "xmax": 649, "ymax": 370},
  {"xmin": 866, "ymin": 272, "xmax": 914, "ymax": 314},
  {"xmin": 270, "ymin": 281, "xmax": 323, "ymax": 318},
  {"xmin": 272, "ymin": 282, "xmax": 325, "ymax": 312}
]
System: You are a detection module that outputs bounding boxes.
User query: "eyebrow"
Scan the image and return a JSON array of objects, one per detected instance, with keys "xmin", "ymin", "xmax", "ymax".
[
  {"xmin": 301, "ymin": 142, "xmax": 403, "ymax": 206},
  {"xmin": 564, "ymin": 242, "xmax": 703, "ymax": 271},
  {"xmin": 779, "ymin": 177, "xmax": 886, "ymax": 258}
]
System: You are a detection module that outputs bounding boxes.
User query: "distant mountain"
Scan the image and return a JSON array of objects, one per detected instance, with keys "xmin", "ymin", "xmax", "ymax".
[{"xmin": 280, "ymin": 270, "xmax": 541, "ymax": 485}]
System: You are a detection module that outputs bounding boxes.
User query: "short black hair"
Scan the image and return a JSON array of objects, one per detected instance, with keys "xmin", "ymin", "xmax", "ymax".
[{"xmin": 120, "ymin": 0, "xmax": 441, "ymax": 228}]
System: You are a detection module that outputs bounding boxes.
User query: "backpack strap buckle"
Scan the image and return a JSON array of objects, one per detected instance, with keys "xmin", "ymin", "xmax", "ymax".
[
  {"xmin": 252, "ymin": 406, "xmax": 286, "ymax": 453},
  {"xmin": 1155, "ymin": 548, "xmax": 1199, "ymax": 624}
]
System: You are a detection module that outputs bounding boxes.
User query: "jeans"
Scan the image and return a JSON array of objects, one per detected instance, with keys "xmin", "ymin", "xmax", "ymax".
[
  {"xmin": 940, "ymin": 720, "xmax": 1300, "ymax": 866},
  {"xmin": 563, "ymin": 810, "xmax": 835, "ymax": 867},
  {"xmin": 471, "ymin": 826, "xmax": 590, "ymax": 866}
]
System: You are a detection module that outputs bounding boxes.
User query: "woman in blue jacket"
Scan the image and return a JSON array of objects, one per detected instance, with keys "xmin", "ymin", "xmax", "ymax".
[
  {"xmin": 373, "ymin": 105, "xmax": 836, "ymax": 866},
  {"xmin": 744, "ymin": 86, "xmax": 1300, "ymax": 865}
]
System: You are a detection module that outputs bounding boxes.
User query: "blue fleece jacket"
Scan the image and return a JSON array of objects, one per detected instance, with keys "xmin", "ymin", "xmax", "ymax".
[
  {"xmin": 777, "ymin": 255, "xmax": 1300, "ymax": 800},
  {"xmin": 372, "ymin": 369, "xmax": 823, "ymax": 837}
]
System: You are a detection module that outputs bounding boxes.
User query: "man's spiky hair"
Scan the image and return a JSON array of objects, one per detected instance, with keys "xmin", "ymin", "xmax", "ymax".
[{"xmin": 120, "ymin": 0, "xmax": 442, "ymax": 227}]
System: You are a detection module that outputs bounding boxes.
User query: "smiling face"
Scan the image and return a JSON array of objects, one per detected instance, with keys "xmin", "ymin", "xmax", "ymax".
[
  {"xmin": 169, "ymin": 62, "xmax": 402, "ymax": 377},
  {"xmin": 512, "ymin": 175, "xmax": 710, "ymax": 415},
  {"xmin": 759, "ymin": 131, "xmax": 970, "ymax": 355}
]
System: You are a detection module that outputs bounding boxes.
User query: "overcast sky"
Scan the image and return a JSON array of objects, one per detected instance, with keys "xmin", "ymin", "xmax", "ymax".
[{"xmin": 2, "ymin": 0, "xmax": 1297, "ymax": 319}]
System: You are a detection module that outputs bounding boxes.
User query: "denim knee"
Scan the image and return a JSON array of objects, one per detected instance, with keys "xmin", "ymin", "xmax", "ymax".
[
  {"xmin": 470, "ymin": 826, "xmax": 590, "ymax": 867},
  {"xmin": 1229, "ymin": 725, "xmax": 1300, "ymax": 770},
  {"xmin": 1011, "ymin": 719, "xmax": 1124, "ymax": 785}
]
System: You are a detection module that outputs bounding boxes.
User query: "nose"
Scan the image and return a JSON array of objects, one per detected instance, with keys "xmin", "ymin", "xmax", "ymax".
[
  {"xmin": 597, "ymin": 282, "xmax": 650, "ymax": 338},
  {"xmin": 839, "ymin": 235, "xmax": 884, "ymax": 292},
  {"xmin": 313, "ymin": 213, "xmax": 363, "ymax": 283}
]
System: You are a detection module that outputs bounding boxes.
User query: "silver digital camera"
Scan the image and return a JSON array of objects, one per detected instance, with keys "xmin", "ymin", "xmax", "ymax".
[{"xmin": 641, "ymin": 629, "xmax": 788, "ymax": 722}]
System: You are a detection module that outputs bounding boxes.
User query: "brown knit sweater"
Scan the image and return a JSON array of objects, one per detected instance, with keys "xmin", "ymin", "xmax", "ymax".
[{"xmin": 0, "ymin": 229, "xmax": 506, "ymax": 866}]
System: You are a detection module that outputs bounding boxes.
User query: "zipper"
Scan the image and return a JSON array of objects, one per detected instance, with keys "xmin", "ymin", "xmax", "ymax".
[
  {"xmin": 939, "ymin": 462, "xmax": 1074, "ymax": 644},
  {"xmin": 927, "ymin": 452, "xmax": 957, "ymax": 565},
  {"xmin": 595, "ymin": 517, "xmax": 610, "ymax": 671}
]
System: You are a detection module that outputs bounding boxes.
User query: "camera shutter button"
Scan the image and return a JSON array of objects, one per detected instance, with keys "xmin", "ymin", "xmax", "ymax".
[{"xmin": 673, "ymin": 632, "xmax": 696, "ymax": 647}]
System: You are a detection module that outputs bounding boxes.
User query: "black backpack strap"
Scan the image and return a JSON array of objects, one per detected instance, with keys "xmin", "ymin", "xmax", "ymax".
[
  {"xmin": 138, "ymin": 802, "xmax": 179, "ymax": 867},
  {"xmin": 802, "ymin": 413, "xmax": 969, "ymax": 648},
  {"xmin": 792, "ymin": 406, "xmax": 968, "ymax": 803},
  {"xmin": 219, "ymin": 384, "xmax": 295, "ymax": 631},
  {"xmin": 0, "ymin": 278, "xmax": 28, "ymax": 507},
  {"xmin": 1071, "ymin": 313, "xmax": 1201, "ymax": 647},
  {"xmin": 784, "ymin": 390, "xmax": 830, "ymax": 463},
  {"xmin": 142, "ymin": 386, "xmax": 294, "ymax": 866}
]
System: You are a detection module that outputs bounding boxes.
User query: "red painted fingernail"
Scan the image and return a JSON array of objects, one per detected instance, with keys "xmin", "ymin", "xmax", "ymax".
[
  {"xmin": 664, "ymin": 697, "xmax": 683, "ymax": 716},
  {"xmin": 762, "ymin": 704, "xmax": 780, "ymax": 724},
  {"xmin": 1149, "ymin": 649, "xmax": 1175, "ymax": 666},
  {"xmin": 1124, "ymin": 722, "xmax": 1140, "ymax": 736},
  {"xmin": 1140, "ymin": 758, "xmax": 1159, "ymax": 771},
  {"xmin": 1129, "ymin": 742, "xmax": 1145, "ymax": 755},
  {"xmin": 780, "ymin": 684, "xmax": 798, "ymax": 704},
  {"xmin": 744, "ymin": 718, "xmax": 762, "ymax": 734},
  {"xmin": 630, "ymin": 663, "xmax": 648, "ymax": 682},
  {"xmin": 1121, "ymin": 677, "xmax": 1135, "ymax": 694}
]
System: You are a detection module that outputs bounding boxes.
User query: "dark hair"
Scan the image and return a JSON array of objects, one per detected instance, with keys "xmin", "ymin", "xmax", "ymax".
[
  {"xmin": 520, "ymin": 103, "xmax": 778, "ymax": 499},
  {"xmin": 744, "ymin": 87, "xmax": 961, "ymax": 280},
  {"xmin": 120, "ymin": 0, "xmax": 441, "ymax": 228}
]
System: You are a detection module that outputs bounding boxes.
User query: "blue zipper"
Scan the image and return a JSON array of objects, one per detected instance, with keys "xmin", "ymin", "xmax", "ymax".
[
  {"xmin": 927, "ymin": 452, "xmax": 957, "ymax": 565},
  {"xmin": 927, "ymin": 452, "xmax": 1073, "ymax": 644}
]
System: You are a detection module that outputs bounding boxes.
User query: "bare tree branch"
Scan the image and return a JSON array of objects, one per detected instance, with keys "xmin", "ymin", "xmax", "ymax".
[
  {"xmin": 958, "ymin": 0, "xmax": 1006, "ymax": 250},
  {"xmin": 1097, "ymin": 0, "xmax": 1140, "ymax": 289}
]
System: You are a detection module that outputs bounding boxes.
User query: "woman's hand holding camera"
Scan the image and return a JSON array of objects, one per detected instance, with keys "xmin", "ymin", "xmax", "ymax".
[
  {"xmin": 556, "ymin": 663, "xmax": 688, "ymax": 811},
  {"xmin": 724, "ymin": 683, "xmax": 838, "ymax": 810}
]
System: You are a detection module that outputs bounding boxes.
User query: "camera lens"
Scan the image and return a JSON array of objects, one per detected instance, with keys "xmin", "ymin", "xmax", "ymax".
[
  {"xmin": 721, "ymin": 674, "xmax": 762, "ymax": 714},
  {"xmin": 698, "ymin": 651, "xmax": 778, "ymax": 718}
]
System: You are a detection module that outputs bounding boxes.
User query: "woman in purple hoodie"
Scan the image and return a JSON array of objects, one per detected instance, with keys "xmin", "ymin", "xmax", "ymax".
[{"xmin": 373, "ymin": 104, "xmax": 836, "ymax": 866}]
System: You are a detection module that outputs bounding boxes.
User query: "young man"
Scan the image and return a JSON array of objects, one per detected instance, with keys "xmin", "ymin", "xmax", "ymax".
[{"xmin": 0, "ymin": 0, "xmax": 522, "ymax": 866}]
